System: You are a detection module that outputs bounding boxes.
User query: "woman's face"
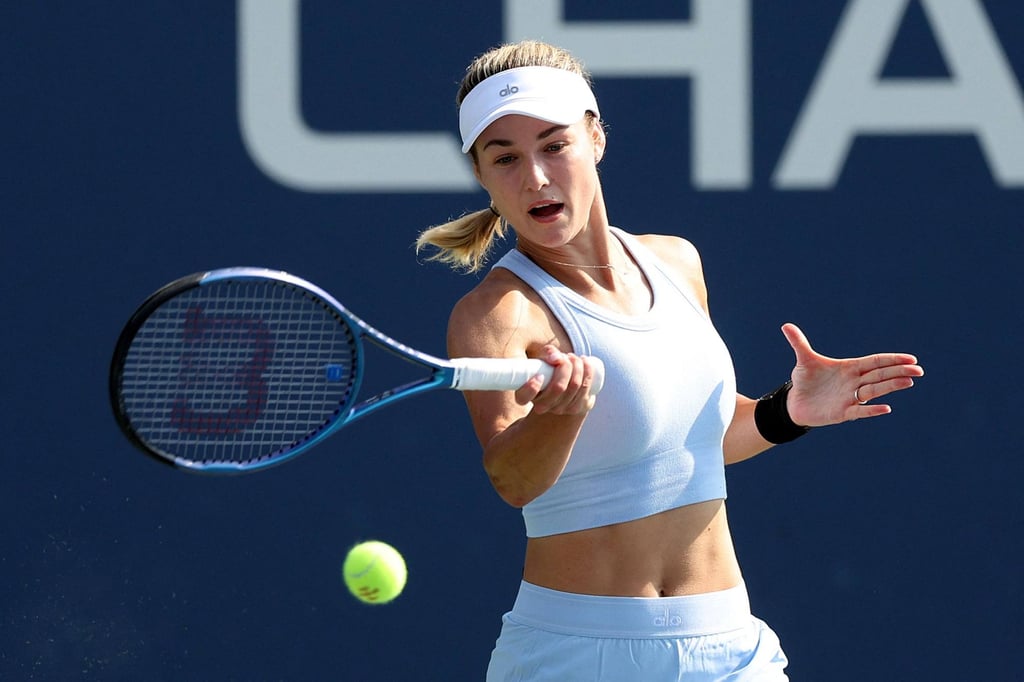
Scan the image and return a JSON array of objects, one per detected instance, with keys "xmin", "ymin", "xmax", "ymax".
[{"xmin": 472, "ymin": 114, "xmax": 605, "ymax": 250}]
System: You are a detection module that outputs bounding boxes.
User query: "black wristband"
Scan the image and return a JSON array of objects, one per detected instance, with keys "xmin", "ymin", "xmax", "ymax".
[{"xmin": 754, "ymin": 380, "xmax": 811, "ymax": 444}]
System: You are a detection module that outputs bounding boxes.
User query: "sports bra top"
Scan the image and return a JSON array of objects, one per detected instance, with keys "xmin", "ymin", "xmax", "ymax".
[{"xmin": 492, "ymin": 227, "xmax": 736, "ymax": 537}]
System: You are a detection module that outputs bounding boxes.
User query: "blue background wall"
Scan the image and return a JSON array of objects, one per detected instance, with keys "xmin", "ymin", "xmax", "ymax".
[{"xmin": 4, "ymin": 2, "xmax": 1022, "ymax": 679}]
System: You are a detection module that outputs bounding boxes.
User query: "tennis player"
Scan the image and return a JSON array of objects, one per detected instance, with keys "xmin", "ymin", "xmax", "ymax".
[{"xmin": 417, "ymin": 40, "xmax": 923, "ymax": 681}]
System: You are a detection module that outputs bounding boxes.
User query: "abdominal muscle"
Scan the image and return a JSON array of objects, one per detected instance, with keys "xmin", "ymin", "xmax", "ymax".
[{"xmin": 522, "ymin": 499, "xmax": 743, "ymax": 598}]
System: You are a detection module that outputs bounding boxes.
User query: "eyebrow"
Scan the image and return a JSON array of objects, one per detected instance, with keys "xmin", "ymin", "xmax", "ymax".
[{"xmin": 480, "ymin": 124, "xmax": 568, "ymax": 151}]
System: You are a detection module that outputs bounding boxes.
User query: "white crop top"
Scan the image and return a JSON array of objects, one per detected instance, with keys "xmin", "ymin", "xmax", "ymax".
[{"xmin": 492, "ymin": 228, "xmax": 736, "ymax": 537}]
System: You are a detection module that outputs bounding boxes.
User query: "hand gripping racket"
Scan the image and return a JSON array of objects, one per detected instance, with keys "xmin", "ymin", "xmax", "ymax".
[{"xmin": 109, "ymin": 267, "xmax": 605, "ymax": 473}]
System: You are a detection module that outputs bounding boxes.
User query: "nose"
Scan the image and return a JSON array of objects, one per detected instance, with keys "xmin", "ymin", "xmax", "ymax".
[{"xmin": 522, "ymin": 156, "xmax": 550, "ymax": 192}]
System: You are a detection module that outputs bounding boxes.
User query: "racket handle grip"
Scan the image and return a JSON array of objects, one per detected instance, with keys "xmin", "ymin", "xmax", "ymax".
[{"xmin": 451, "ymin": 357, "xmax": 605, "ymax": 398}]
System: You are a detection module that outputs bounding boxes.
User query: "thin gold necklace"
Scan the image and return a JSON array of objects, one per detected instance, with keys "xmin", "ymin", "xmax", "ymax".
[
  {"xmin": 539, "ymin": 258, "xmax": 617, "ymax": 271},
  {"xmin": 520, "ymin": 248, "xmax": 632, "ymax": 274}
]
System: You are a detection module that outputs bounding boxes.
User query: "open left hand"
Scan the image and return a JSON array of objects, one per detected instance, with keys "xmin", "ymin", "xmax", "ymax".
[{"xmin": 781, "ymin": 323, "xmax": 924, "ymax": 427}]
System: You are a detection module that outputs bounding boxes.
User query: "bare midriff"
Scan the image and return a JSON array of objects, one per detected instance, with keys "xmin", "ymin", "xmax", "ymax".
[{"xmin": 522, "ymin": 499, "xmax": 742, "ymax": 597}]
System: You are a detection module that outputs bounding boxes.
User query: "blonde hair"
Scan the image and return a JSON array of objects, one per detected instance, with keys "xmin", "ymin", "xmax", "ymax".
[{"xmin": 415, "ymin": 41, "xmax": 595, "ymax": 273}]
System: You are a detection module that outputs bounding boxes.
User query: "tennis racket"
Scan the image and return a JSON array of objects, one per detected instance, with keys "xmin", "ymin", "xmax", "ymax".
[{"xmin": 109, "ymin": 267, "xmax": 605, "ymax": 474}]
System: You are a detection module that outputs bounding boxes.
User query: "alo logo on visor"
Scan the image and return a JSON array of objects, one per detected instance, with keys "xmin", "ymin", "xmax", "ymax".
[{"xmin": 499, "ymin": 84, "xmax": 519, "ymax": 97}]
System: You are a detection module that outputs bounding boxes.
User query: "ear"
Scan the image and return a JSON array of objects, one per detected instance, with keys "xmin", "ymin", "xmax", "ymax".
[
  {"xmin": 592, "ymin": 123, "xmax": 606, "ymax": 163},
  {"xmin": 472, "ymin": 159, "xmax": 485, "ymax": 188}
]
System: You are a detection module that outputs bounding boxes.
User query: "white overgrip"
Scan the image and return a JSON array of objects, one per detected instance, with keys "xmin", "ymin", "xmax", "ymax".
[{"xmin": 450, "ymin": 357, "xmax": 605, "ymax": 397}]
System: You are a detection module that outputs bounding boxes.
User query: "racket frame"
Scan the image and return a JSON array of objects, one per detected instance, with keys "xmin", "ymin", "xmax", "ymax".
[{"xmin": 109, "ymin": 267, "xmax": 559, "ymax": 473}]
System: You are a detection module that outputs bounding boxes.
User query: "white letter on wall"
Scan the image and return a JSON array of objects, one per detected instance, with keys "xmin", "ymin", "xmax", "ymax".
[
  {"xmin": 237, "ymin": 0, "xmax": 475, "ymax": 192},
  {"xmin": 775, "ymin": 0, "xmax": 1024, "ymax": 189},
  {"xmin": 506, "ymin": 0, "xmax": 751, "ymax": 189}
]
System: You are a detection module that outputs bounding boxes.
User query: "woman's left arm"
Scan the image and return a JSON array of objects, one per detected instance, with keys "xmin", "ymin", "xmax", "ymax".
[
  {"xmin": 723, "ymin": 323, "xmax": 924, "ymax": 464},
  {"xmin": 780, "ymin": 322, "xmax": 923, "ymax": 426},
  {"xmin": 638, "ymin": 234, "xmax": 924, "ymax": 464}
]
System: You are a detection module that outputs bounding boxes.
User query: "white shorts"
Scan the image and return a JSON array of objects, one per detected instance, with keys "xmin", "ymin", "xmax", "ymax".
[{"xmin": 486, "ymin": 581, "xmax": 788, "ymax": 682}]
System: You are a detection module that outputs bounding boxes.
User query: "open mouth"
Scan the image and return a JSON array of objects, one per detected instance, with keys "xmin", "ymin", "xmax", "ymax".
[{"xmin": 529, "ymin": 203, "xmax": 564, "ymax": 218}]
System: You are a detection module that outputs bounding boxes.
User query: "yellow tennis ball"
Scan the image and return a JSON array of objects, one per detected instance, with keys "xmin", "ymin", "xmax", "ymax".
[{"xmin": 343, "ymin": 540, "xmax": 407, "ymax": 605}]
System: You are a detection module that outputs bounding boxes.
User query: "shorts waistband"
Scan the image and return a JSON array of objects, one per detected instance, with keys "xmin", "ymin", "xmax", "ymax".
[{"xmin": 507, "ymin": 581, "xmax": 752, "ymax": 638}]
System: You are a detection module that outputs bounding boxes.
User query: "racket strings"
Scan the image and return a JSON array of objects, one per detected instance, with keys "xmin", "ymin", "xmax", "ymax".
[{"xmin": 119, "ymin": 279, "xmax": 358, "ymax": 467}]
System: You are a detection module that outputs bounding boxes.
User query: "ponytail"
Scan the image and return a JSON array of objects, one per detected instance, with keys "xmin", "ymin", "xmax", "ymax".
[{"xmin": 415, "ymin": 208, "xmax": 507, "ymax": 274}]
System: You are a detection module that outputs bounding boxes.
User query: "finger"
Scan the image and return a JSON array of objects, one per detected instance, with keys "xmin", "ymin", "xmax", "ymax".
[
  {"xmin": 579, "ymin": 356, "xmax": 602, "ymax": 403},
  {"xmin": 555, "ymin": 354, "xmax": 590, "ymax": 413},
  {"xmin": 566, "ymin": 355, "xmax": 603, "ymax": 412},
  {"xmin": 780, "ymin": 323, "xmax": 815, "ymax": 363},
  {"xmin": 854, "ymin": 376, "xmax": 917, "ymax": 405},
  {"xmin": 513, "ymin": 345, "xmax": 563, "ymax": 406},
  {"xmin": 847, "ymin": 403, "xmax": 893, "ymax": 421},
  {"xmin": 529, "ymin": 348, "xmax": 574, "ymax": 413},
  {"xmin": 513, "ymin": 371, "xmax": 547, "ymax": 406},
  {"xmin": 534, "ymin": 353, "xmax": 596, "ymax": 415},
  {"xmin": 857, "ymin": 362, "xmax": 925, "ymax": 386},
  {"xmin": 861, "ymin": 352, "xmax": 923, "ymax": 373}
]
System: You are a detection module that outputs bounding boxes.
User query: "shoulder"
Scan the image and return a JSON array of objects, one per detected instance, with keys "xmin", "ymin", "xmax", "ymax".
[
  {"xmin": 632, "ymin": 233, "xmax": 709, "ymax": 313},
  {"xmin": 632, "ymin": 233, "xmax": 702, "ymax": 269},
  {"xmin": 448, "ymin": 268, "xmax": 533, "ymax": 336},
  {"xmin": 447, "ymin": 267, "xmax": 551, "ymax": 359}
]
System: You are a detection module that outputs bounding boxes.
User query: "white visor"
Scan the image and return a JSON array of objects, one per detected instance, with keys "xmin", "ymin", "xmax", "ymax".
[{"xmin": 458, "ymin": 66, "xmax": 599, "ymax": 154}]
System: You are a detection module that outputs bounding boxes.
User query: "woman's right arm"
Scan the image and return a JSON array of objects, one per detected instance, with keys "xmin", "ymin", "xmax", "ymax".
[{"xmin": 447, "ymin": 276, "xmax": 599, "ymax": 508}]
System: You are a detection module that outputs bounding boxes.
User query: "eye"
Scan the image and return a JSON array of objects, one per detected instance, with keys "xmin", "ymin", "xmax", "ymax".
[
  {"xmin": 545, "ymin": 141, "xmax": 568, "ymax": 153},
  {"xmin": 493, "ymin": 154, "xmax": 516, "ymax": 166}
]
